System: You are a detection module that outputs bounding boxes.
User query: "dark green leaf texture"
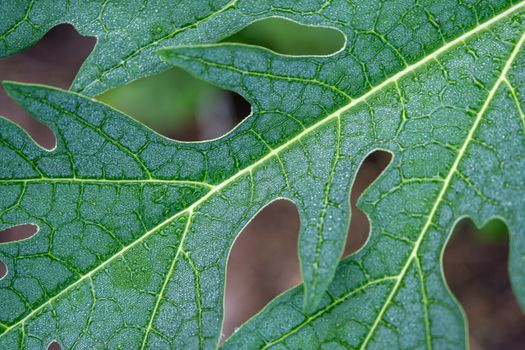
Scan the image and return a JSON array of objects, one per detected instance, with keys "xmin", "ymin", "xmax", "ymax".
[
  {"xmin": 2, "ymin": 0, "xmax": 525, "ymax": 349},
  {"xmin": 1, "ymin": 0, "xmax": 341, "ymax": 96},
  {"xmin": 221, "ymin": 3, "xmax": 525, "ymax": 350},
  {"xmin": 0, "ymin": 0, "xmax": 248, "ymax": 95}
]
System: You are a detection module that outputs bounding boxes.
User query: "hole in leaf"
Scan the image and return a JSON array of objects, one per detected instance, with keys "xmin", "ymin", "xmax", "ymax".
[
  {"xmin": 0, "ymin": 23, "xmax": 95, "ymax": 150},
  {"xmin": 225, "ymin": 18, "xmax": 345, "ymax": 56},
  {"xmin": 47, "ymin": 340, "xmax": 61, "ymax": 350},
  {"xmin": 0, "ymin": 224, "xmax": 38, "ymax": 244},
  {"xmin": 97, "ymin": 19, "xmax": 344, "ymax": 142},
  {"xmin": 224, "ymin": 199, "xmax": 300, "ymax": 340},
  {"xmin": 0, "ymin": 260, "xmax": 6, "ymax": 280},
  {"xmin": 444, "ymin": 218, "xmax": 525, "ymax": 348},
  {"xmin": 97, "ymin": 68, "xmax": 250, "ymax": 142},
  {"xmin": 223, "ymin": 151, "xmax": 392, "ymax": 339},
  {"xmin": 344, "ymin": 150, "xmax": 392, "ymax": 256}
]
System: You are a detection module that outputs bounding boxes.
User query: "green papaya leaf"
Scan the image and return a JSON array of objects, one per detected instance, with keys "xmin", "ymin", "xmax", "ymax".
[
  {"xmin": 219, "ymin": 3, "xmax": 525, "ymax": 350},
  {"xmin": 2, "ymin": 0, "xmax": 525, "ymax": 349},
  {"xmin": 0, "ymin": 0, "xmax": 245, "ymax": 96},
  {"xmin": 0, "ymin": 0, "xmax": 339, "ymax": 96}
]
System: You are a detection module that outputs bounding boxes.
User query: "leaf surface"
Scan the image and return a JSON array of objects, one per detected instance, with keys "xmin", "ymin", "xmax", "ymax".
[
  {"xmin": 221, "ymin": 2, "xmax": 525, "ymax": 349},
  {"xmin": 0, "ymin": 0, "xmax": 339, "ymax": 96},
  {"xmin": 1, "ymin": 1, "xmax": 525, "ymax": 349}
]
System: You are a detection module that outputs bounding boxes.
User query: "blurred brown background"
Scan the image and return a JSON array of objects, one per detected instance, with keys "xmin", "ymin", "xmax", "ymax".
[{"xmin": 0, "ymin": 22, "xmax": 524, "ymax": 349}]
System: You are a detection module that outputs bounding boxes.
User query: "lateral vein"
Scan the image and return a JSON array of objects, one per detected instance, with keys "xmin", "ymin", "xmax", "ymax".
[
  {"xmin": 2, "ymin": 0, "xmax": 525, "ymax": 338},
  {"xmin": 358, "ymin": 25, "xmax": 525, "ymax": 350}
]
